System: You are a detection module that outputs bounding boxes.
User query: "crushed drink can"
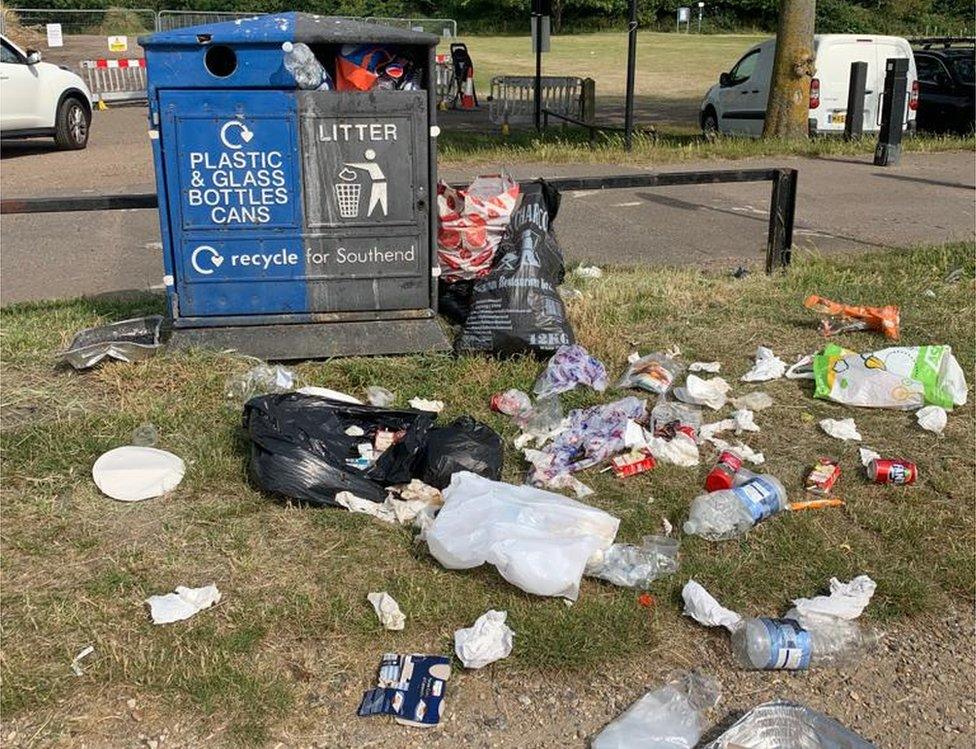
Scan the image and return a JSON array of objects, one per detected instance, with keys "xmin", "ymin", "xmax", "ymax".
[
  {"xmin": 611, "ymin": 449, "xmax": 656, "ymax": 478},
  {"xmin": 806, "ymin": 458, "xmax": 841, "ymax": 496},
  {"xmin": 867, "ymin": 459, "xmax": 917, "ymax": 485},
  {"xmin": 705, "ymin": 451, "xmax": 743, "ymax": 492}
]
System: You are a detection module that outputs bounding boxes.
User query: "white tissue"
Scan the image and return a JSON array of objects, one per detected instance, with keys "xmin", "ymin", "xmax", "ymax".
[
  {"xmin": 454, "ymin": 610, "xmax": 514, "ymax": 669},
  {"xmin": 819, "ymin": 418, "xmax": 862, "ymax": 441}
]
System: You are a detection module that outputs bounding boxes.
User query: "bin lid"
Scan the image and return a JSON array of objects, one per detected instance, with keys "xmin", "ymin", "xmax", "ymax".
[{"xmin": 140, "ymin": 12, "xmax": 439, "ymax": 49}]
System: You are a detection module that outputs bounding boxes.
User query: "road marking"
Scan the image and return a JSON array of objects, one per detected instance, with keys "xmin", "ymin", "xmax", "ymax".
[
  {"xmin": 613, "ymin": 201, "xmax": 642, "ymax": 207},
  {"xmin": 570, "ymin": 190, "xmax": 600, "ymax": 198}
]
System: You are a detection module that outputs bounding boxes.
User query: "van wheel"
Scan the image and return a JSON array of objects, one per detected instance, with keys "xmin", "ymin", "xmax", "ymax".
[
  {"xmin": 701, "ymin": 108, "xmax": 719, "ymax": 140},
  {"xmin": 54, "ymin": 97, "xmax": 90, "ymax": 150}
]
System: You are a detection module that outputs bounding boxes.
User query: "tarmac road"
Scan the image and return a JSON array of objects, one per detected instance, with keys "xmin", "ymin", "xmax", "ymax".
[{"xmin": 1, "ymin": 105, "xmax": 974, "ymax": 304}]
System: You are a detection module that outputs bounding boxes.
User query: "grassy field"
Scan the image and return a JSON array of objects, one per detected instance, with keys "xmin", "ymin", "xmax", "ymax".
[{"xmin": 1, "ymin": 243, "xmax": 974, "ymax": 744}]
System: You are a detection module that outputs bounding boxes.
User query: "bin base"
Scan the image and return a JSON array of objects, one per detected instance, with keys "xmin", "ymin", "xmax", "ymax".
[{"xmin": 167, "ymin": 318, "xmax": 452, "ymax": 361}]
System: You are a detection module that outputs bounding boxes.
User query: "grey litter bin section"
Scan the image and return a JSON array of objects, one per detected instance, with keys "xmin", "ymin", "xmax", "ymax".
[{"xmin": 140, "ymin": 13, "xmax": 450, "ymax": 360}]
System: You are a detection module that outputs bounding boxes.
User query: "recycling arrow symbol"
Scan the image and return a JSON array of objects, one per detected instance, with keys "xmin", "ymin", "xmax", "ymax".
[
  {"xmin": 219, "ymin": 120, "xmax": 254, "ymax": 150},
  {"xmin": 191, "ymin": 245, "xmax": 223, "ymax": 274}
]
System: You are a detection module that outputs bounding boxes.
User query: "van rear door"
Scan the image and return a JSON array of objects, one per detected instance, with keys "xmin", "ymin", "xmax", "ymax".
[{"xmin": 816, "ymin": 38, "xmax": 878, "ymax": 132}]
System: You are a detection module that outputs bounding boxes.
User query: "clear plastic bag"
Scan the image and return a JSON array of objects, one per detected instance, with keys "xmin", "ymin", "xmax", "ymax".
[
  {"xmin": 533, "ymin": 344, "xmax": 609, "ymax": 399},
  {"xmin": 617, "ymin": 353, "xmax": 681, "ymax": 395},
  {"xmin": 586, "ymin": 535, "xmax": 680, "ymax": 588}
]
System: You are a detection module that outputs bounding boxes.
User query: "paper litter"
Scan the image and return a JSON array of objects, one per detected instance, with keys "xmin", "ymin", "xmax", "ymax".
[
  {"xmin": 916, "ymin": 405, "xmax": 948, "ymax": 435},
  {"xmin": 819, "ymin": 418, "xmax": 862, "ymax": 441},
  {"xmin": 689, "ymin": 361, "xmax": 721, "ymax": 373},
  {"xmin": 741, "ymin": 346, "xmax": 787, "ymax": 382},
  {"xmin": 626, "ymin": 420, "xmax": 700, "ymax": 467},
  {"xmin": 790, "ymin": 575, "xmax": 877, "ymax": 625},
  {"xmin": 699, "ymin": 410, "xmax": 759, "ymax": 442},
  {"xmin": 454, "ymin": 610, "xmax": 514, "ymax": 668},
  {"xmin": 92, "ymin": 446, "xmax": 185, "ymax": 502},
  {"xmin": 409, "ymin": 397, "xmax": 445, "ymax": 413},
  {"xmin": 335, "ymin": 491, "xmax": 434, "ymax": 525},
  {"xmin": 344, "ymin": 425, "xmax": 365, "ymax": 437},
  {"xmin": 358, "ymin": 653, "xmax": 451, "ymax": 727},
  {"xmin": 682, "ymin": 579, "xmax": 743, "ymax": 631},
  {"xmin": 572, "ymin": 265, "xmax": 603, "ymax": 279},
  {"xmin": 298, "ymin": 386, "xmax": 362, "ymax": 404},
  {"xmin": 675, "ymin": 375, "xmax": 731, "ymax": 410},
  {"xmin": 367, "ymin": 592, "xmax": 406, "ymax": 631},
  {"xmin": 70, "ymin": 645, "xmax": 95, "ymax": 676},
  {"xmin": 707, "ymin": 437, "xmax": 765, "ymax": 465},
  {"xmin": 146, "ymin": 584, "xmax": 221, "ymax": 624},
  {"xmin": 731, "ymin": 391, "xmax": 773, "ymax": 411},
  {"xmin": 858, "ymin": 446, "xmax": 881, "ymax": 467}
]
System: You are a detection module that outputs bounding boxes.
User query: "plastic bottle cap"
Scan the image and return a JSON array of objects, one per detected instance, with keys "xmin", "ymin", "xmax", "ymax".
[{"xmin": 282, "ymin": 41, "xmax": 293, "ymax": 52}]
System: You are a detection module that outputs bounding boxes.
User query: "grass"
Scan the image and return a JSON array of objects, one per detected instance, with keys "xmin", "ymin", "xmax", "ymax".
[
  {"xmin": 439, "ymin": 128, "xmax": 976, "ymax": 167},
  {"xmin": 1, "ymin": 242, "xmax": 973, "ymax": 743}
]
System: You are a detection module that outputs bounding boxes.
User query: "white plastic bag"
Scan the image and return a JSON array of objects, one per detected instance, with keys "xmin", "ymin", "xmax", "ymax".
[
  {"xmin": 916, "ymin": 405, "xmax": 948, "ymax": 435},
  {"xmin": 425, "ymin": 472, "xmax": 619, "ymax": 599}
]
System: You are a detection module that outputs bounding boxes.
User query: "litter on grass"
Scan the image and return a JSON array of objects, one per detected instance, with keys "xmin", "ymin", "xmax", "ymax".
[
  {"xmin": 682, "ymin": 576, "xmax": 879, "ymax": 670},
  {"xmin": 592, "ymin": 670, "xmax": 720, "ymax": 749},
  {"xmin": 795, "ymin": 343, "xmax": 967, "ymax": 410},
  {"xmin": 408, "ymin": 397, "xmax": 445, "ymax": 413},
  {"xmin": 366, "ymin": 386, "xmax": 395, "ymax": 407},
  {"xmin": 92, "ymin": 446, "xmax": 185, "ymax": 502},
  {"xmin": 59, "ymin": 316, "xmax": 164, "ymax": 370},
  {"xmin": 741, "ymin": 346, "xmax": 786, "ymax": 382},
  {"xmin": 819, "ymin": 418, "xmax": 862, "ymax": 441},
  {"xmin": 533, "ymin": 344, "xmax": 609, "ymax": 399},
  {"xmin": 146, "ymin": 584, "xmax": 221, "ymax": 624},
  {"xmin": 425, "ymin": 472, "xmax": 618, "ymax": 599},
  {"xmin": 358, "ymin": 653, "xmax": 451, "ymax": 728},
  {"xmin": 674, "ymin": 375, "xmax": 731, "ymax": 410},
  {"xmin": 703, "ymin": 699, "xmax": 874, "ymax": 749},
  {"xmin": 706, "ymin": 438, "xmax": 765, "ymax": 465},
  {"xmin": 616, "ymin": 352, "xmax": 681, "ymax": 395},
  {"xmin": 70, "ymin": 645, "xmax": 95, "ymax": 677},
  {"xmin": 858, "ymin": 446, "xmax": 881, "ymax": 467},
  {"xmin": 625, "ymin": 420, "xmax": 699, "ymax": 467},
  {"xmin": 689, "ymin": 361, "xmax": 721, "ymax": 373},
  {"xmin": 585, "ymin": 535, "xmax": 680, "ymax": 588},
  {"xmin": 131, "ymin": 422, "xmax": 158, "ymax": 447},
  {"xmin": 367, "ymin": 592, "xmax": 406, "ymax": 631},
  {"xmin": 699, "ymin": 410, "xmax": 759, "ymax": 442},
  {"xmin": 489, "ymin": 388, "xmax": 532, "ymax": 417},
  {"xmin": 804, "ymin": 294, "xmax": 900, "ymax": 340},
  {"xmin": 916, "ymin": 405, "xmax": 948, "ymax": 435},
  {"xmin": 225, "ymin": 363, "xmax": 296, "ymax": 406},
  {"xmin": 454, "ymin": 610, "xmax": 514, "ymax": 669},
  {"xmin": 731, "ymin": 391, "xmax": 773, "ymax": 411},
  {"xmin": 572, "ymin": 264, "xmax": 603, "ymax": 279},
  {"xmin": 684, "ymin": 472, "xmax": 786, "ymax": 540}
]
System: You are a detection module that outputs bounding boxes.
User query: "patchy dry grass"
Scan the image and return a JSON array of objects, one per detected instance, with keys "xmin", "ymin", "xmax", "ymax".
[{"xmin": 1, "ymin": 243, "xmax": 973, "ymax": 744}]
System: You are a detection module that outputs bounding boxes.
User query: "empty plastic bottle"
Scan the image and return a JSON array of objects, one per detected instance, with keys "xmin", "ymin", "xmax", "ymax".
[
  {"xmin": 683, "ymin": 473, "xmax": 786, "ymax": 540},
  {"xmin": 131, "ymin": 422, "xmax": 158, "ymax": 447},
  {"xmin": 592, "ymin": 670, "xmax": 720, "ymax": 749},
  {"xmin": 281, "ymin": 42, "xmax": 332, "ymax": 90},
  {"xmin": 730, "ymin": 613, "xmax": 880, "ymax": 670}
]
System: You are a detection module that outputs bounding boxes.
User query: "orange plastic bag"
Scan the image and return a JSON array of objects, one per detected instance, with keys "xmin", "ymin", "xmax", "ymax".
[{"xmin": 803, "ymin": 295, "xmax": 900, "ymax": 340}]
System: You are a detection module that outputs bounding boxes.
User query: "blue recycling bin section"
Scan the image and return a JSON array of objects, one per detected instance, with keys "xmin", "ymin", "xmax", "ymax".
[{"xmin": 139, "ymin": 13, "xmax": 449, "ymax": 359}]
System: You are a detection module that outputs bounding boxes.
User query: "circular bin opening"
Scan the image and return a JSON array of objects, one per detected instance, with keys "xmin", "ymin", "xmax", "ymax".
[{"xmin": 204, "ymin": 45, "xmax": 237, "ymax": 78}]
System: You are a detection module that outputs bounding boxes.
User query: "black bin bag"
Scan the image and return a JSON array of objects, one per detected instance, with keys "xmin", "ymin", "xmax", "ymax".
[
  {"xmin": 456, "ymin": 180, "xmax": 574, "ymax": 356},
  {"xmin": 413, "ymin": 416, "xmax": 504, "ymax": 489},
  {"xmin": 243, "ymin": 393, "xmax": 436, "ymax": 507}
]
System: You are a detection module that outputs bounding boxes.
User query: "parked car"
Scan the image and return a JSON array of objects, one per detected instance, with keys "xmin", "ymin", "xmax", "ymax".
[
  {"xmin": 911, "ymin": 38, "xmax": 975, "ymax": 134},
  {"xmin": 0, "ymin": 34, "xmax": 92, "ymax": 149},
  {"xmin": 700, "ymin": 34, "xmax": 918, "ymax": 138}
]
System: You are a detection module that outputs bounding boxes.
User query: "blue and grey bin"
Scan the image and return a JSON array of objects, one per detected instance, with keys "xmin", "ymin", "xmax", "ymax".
[{"xmin": 139, "ymin": 14, "xmax": 449, "ymax": 359}]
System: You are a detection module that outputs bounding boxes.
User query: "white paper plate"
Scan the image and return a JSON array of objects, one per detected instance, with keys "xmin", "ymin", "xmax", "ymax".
[{"xmin": 92, "ymin": 446, "xmax": 185, "ymax": 502}]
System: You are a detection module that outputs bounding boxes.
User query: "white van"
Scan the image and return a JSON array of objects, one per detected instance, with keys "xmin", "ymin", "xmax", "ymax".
[{"xmin": 700, "ymin": 34, "xmax": 918, "ymax": 137}]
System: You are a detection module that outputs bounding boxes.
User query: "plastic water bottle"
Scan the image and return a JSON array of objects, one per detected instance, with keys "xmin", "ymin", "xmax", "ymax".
[
  {"xmin": 730, "ymin": 613, "xmax": 879, "ymax": 670},
  {"xmin": 683, "ymin": 473, "xmax": 786, "ymax": 540},
  {"xmin": 282, "ymin": 42, "xmax": 331, "ymax": 90}
]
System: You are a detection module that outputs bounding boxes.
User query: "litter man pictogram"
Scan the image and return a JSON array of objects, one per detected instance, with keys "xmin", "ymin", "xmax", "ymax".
[{"xmin": 339, "ymin": 148, "xmax": 388, "ymax": 218}]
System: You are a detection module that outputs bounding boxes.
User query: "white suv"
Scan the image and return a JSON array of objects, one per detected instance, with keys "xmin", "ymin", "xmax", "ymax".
[{"xmin": 0, "ymin": 34, "xmax": 93, "ymax": 149}]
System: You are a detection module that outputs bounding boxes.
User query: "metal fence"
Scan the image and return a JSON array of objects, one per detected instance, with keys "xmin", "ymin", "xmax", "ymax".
[
  {"xmin": 1, "ymin": 8, "xmax": 457, "ymax": 38},
  {"xmin": 489, "ymin": 76, "xmax": 584, "ymax": 126}
]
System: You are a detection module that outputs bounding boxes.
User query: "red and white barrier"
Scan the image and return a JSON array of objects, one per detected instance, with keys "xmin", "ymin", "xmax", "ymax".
[{"xmin": 79, "ymin": 58, "xmax": 148, "ymax": 105}]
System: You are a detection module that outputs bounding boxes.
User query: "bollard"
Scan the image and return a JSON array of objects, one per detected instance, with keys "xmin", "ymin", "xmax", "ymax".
[
  {"xmin": 843, "ymin": 61, "xmax": 868, "ymax": 141},
  {"xmin": 874, "ymin": 57, "xmax": 909, "ymax": 166}
]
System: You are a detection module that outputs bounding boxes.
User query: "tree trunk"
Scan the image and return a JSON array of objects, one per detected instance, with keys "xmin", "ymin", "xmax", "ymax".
[
  {"xmin": 763, "ymin": 0, "xmax": 816, "ymax": 139},
  {"xmin": 553, "ymin": 0, "xmax": 563, "ymax": 34}
]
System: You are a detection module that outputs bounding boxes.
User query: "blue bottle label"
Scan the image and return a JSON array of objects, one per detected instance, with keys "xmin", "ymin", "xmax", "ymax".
[
  {"xmin": 760, "ymin": 617, "xmax": 812, "ymax": 670},
  {"xmin": 733, "ymin": 477, "xmax": 781, "ymax": 523}
]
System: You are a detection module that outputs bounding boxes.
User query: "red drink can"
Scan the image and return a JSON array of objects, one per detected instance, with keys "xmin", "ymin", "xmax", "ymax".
[
  {"xmin": 868, "ymin": 459, "xmax": 917, "ymax": 485},
  {"xmin": 705, "ymin": 451, "xmax": 743, "ymax": 492}
]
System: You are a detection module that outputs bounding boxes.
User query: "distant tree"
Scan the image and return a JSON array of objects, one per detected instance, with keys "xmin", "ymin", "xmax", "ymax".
[{"xmin": 763, "ymin": 0, "xmax": 816, "ymax": 139}]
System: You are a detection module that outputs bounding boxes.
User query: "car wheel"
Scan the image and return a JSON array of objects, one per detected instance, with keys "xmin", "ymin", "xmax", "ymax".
[
  {"xmin": 54, "ymin": 97, "xmax": 90, "ymax": 150},
  {"xmin": 702, "ymin": 108, "xmax": 719, "ymax": 141}
]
